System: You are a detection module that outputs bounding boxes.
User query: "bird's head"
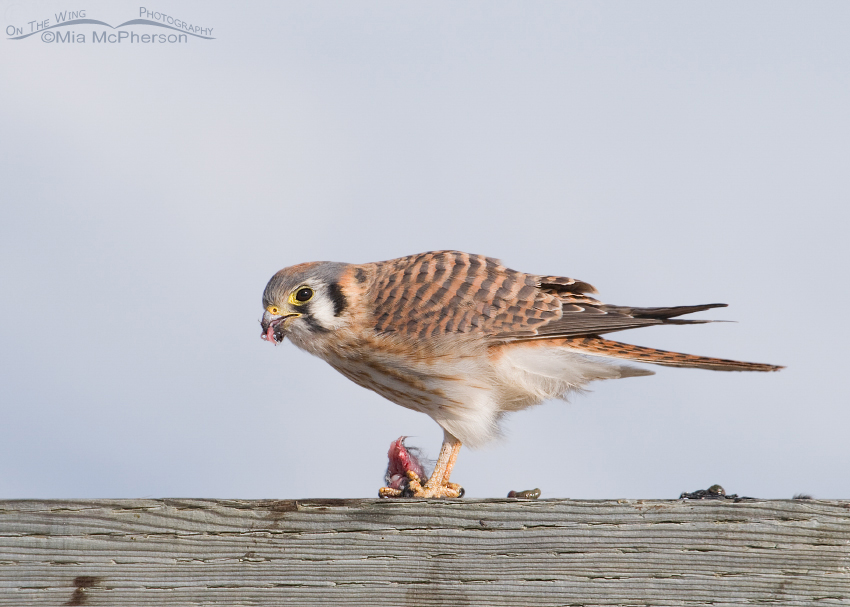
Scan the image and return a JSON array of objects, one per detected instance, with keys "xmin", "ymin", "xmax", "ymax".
[{"xmin": 260, "ymin": 261, "xmax": 349, "ymax": 345}]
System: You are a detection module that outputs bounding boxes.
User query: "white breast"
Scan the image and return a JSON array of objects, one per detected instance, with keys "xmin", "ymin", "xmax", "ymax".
[{"xmin": 288, "ymin": 327, "xmax": 650, "ymax": 448}]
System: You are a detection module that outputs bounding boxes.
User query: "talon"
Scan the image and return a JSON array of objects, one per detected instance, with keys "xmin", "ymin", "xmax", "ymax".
[
  {"xmin": 380, "ymin": 434, "xmax": 465, "ymax": 499},
  {"xmin": 443, "ymin": 482, "xmax": 464, "ymax": 498},
  {"xmin": 382, "ymin": 473, "xmax": 466, "ymax": 498},
  {"xmin": 406, "ymin": 470, "xmax": 424, "ymax": 494},
  {"xmin": 379, "ymin": 486, "xmax": 403, "ymax": 498}
]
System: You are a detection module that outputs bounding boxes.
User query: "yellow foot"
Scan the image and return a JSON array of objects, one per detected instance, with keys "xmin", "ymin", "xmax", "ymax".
[{"xmin": 378, "ymin": 471, "xmax": 464, "ymax": 499}]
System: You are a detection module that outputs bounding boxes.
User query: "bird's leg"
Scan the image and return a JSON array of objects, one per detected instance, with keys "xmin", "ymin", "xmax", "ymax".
[
  {"xmin": 442, "ymin": 439, "xmax": 462, "ymax": 486},
  {"xmin": 406, "ymin": 431, "xmax": 464, "ymax": 498}
]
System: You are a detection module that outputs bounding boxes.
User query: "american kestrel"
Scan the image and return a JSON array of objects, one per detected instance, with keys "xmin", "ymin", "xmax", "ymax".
[{"xmin": 260, "ymin": 251, "xmax": 781, "ymax": 498}]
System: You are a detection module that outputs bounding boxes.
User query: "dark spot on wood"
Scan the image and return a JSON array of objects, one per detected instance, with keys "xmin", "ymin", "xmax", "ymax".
[
  {"xmin": 258, "ymin": 500, "xmax": 299, "ymax": 526},
  {"xmin": 260, "ymin": 499, "xmax": 372, "ymax": 525},
  {"xmin": 508, "ymin": 488, "xmax": 541, "ymax": 499},
  {"xmin": 65, "ymin": 576, "xmax": 101, "ymax": 606},
  {"xmin": 259, "ymin": 499, "xmax": 299, "ymax": 514},
  {"xmin": 302, "ymin": 498, "xmax": 364, "ymax": 508}
]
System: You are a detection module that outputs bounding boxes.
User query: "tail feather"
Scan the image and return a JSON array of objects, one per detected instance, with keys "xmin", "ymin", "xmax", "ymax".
[
  {"xmin": 563, "ymin": 335, "xmax": 783, "ymax": 372},
  {"xmin": 602, "ymin": 302, "xmax": 728, "ymax": 322}
]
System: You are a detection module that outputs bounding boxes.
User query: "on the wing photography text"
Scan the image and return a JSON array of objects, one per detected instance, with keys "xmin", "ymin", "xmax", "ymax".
[{"xmin": 5, "ymin": 7, "xmax": 215, "ymax": 44}]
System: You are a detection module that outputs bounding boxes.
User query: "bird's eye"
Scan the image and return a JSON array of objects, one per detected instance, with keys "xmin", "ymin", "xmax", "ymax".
[{"xmin": 294, "ymin": 287, "xmax": 314, "ymax": 303}]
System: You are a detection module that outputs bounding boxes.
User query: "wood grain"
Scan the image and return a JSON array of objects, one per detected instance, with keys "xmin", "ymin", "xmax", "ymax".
[{"xmin": 0, "ymin": 499, "xmax": 848, "ymax": 606}]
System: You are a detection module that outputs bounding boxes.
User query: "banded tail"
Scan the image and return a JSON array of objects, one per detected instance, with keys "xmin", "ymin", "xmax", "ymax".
[{"xmin": 564, "ymin": 335, "xmax": 783, "ymax": 372}]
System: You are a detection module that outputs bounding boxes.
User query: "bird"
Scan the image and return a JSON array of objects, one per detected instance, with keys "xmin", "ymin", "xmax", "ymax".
[{"xmin": 260, "ymin": 250, "xmax": 782, "ymax": 498}]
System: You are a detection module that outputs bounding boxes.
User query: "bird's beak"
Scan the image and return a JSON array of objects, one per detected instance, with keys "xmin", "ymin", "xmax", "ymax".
[
  {"xmin": 261, "ymin": 309, "xmax": 288, "ymax": 345},
  {"xmin": 261, "ymin": 309, "xmax": 303, "ymax": 344}
]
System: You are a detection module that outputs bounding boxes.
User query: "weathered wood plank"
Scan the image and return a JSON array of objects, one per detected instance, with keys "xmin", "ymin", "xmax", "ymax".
[{"xmin": 0, "ymin": 499, "xmax": 848, "ymax": 606}]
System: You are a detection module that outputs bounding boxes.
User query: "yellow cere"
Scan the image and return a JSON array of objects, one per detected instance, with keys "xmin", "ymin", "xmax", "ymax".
[{"xmin": 267, "ymin": 306, "xmax": 280, "ymax": 315}]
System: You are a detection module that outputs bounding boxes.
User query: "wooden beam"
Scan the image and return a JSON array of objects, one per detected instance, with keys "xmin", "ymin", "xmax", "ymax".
[{"xmin": 1, "ymin": 499, "xmax": 848, "ymax": 605}]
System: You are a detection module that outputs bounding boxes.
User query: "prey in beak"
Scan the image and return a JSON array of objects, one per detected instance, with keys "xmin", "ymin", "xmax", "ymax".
[{"xmin": 260, "ymin": 309, "xmax": 299, "ymax": 345}]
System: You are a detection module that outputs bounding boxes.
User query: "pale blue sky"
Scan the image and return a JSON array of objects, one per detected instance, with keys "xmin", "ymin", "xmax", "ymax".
[{"xmin": 1, "ymin": 1, "xmax": 848, "ymax": 499}]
